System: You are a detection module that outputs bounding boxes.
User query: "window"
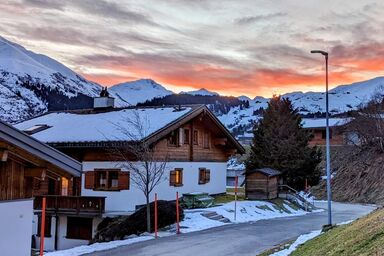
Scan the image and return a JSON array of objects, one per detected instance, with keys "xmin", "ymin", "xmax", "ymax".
[
  {"xmin": 199, "ymin": 168, "xmax": 211, "ymax": 184},
  {"xmin": 170, "ymin": 169, "xmax": 183, "ymax": 186},
  {"xmin": 66, "ymin": 217, "xmax": 93, "ymax": 240},
  {"xmin": 203, "ymin": 131, "xmax": 210, "ymax": 149},
  {"xmin": 168, "ymin": 130, "xmax": 178, "ymax": 146},
  {"xmin": 184, "ymin": 129, "xmax": 190, "ymax": 144},
  {"xmin": 193, "ymin": 130, "xmax": 199, "ymax": 145},
  {"xmin": 23, "ymin": 124, "xmax": 51, "ymax": 135},
  {"xmin": 61, "ymin": 177, "xmax": 68, "ymax": 196},
  {"xmin": 84, "ymin": 170, "xmax": 129, "ymax": 191},
  {"xmin": 37, "ymin": 215, "xmax": 52, "ymax": 237},
  {"xmin": 94, "ymin": 169, "xmax": 119, "ymax": 190}
]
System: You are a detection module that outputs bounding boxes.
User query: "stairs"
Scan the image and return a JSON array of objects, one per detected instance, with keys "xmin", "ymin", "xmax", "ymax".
[
  {"xmin": 279, "ymin": 185, "xmax": 316, "ymax": 212},
  {"xmin": 201, "ymin": 211, "xmax": 231, "ymax": 223}
]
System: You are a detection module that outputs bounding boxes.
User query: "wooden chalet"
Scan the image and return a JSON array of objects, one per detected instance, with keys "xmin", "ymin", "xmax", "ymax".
[
  {"xmin": 302, "ymin": 118, "xmax": 350, "ymax": 146},
  {"xmin": 0, "ymin": 120, "xmax": 105, "ymax": 253},
  {"xmin": 245, "ymin": 168, "xmax": 281, "ymax": 200},
  {"xmin": 15, "ymin": 97, "xmax": 245, "ymax": 250}
]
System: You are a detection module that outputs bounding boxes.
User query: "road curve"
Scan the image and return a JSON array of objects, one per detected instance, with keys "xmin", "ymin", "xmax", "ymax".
[{"xmin": 87, "ymin": 202, "xmax": 376, "ymax": 256}]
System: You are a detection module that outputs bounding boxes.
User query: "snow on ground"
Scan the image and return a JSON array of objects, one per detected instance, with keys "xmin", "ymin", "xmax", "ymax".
[
  {"xmin": 270, "ymin": 219, "xmax": 354, "ymax": 256},
  {"xmin": 270, "ymin": 229, "xmax": 322, "ymax": 256},
  {"xmin": 207, "ymin": 201, "xmax": 308, "ymax": 223},
  {"xmin": 44, "ymin": 236, "xmax": 153, "ymax": 256}
]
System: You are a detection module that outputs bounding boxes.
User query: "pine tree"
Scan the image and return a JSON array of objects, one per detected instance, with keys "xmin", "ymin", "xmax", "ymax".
[{"xmin": 247, "ymin": 96, "xmax": 321, "ymax": 189}]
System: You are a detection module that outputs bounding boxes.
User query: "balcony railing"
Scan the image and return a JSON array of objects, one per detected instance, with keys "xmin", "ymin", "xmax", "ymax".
[{"xmin": 34, "ymin": 195, "xmax": 105, "ymax": 216}]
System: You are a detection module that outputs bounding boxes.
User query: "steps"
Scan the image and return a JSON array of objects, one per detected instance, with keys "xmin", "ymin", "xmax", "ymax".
[{"xmin": 201, "ymin": 211, "xmax": 231, "ymax": 223}]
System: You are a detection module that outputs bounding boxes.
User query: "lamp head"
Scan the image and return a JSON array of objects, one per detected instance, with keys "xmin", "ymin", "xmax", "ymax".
[{"xmin": 311, "ymin": 50, "xmax": 328, "ymax": 56}]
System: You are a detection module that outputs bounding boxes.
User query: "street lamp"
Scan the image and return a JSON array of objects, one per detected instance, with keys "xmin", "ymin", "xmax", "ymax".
[{"xmin": 311, "ymin": 50, "xmax": 332, "ymax": 227}]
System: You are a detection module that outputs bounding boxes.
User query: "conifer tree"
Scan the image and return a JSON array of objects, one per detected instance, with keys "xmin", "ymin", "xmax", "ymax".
[{"xmin": 247, "ymin": 96, "xmax": 321, "ymax": 189}]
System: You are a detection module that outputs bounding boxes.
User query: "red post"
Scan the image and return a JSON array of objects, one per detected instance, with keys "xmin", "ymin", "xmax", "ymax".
[
  {"xmin": 154, "ymin": 193, "xmax": 158, "ymax": 239},
  {"xmin": 40, "ymin": 197, "xmax": 46, "ymax": 256},
  {"xmin": 176, "ymin": 192, "xmax": 180, "ymax": 234},
  {"xmin": 234, "ymin": 176, "xmax": 238, "ymax": 221},
  {"xmin": 305, "ymin": 178, "xmax": 308, "ymax": 192}
]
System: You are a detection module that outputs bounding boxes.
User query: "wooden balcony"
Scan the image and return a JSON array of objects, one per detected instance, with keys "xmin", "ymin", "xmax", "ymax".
[{"xmin": 34, "ymin": 195, "xmax": 105, "ymax": 216}]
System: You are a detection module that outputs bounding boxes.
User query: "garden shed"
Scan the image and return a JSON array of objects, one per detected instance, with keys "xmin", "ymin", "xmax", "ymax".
[{"xmin": 245, "ymin": 168, "xmax": 281, "ymax": 200}]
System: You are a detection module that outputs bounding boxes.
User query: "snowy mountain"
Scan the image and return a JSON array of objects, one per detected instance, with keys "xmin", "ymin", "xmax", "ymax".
[
  {"xmin": 0, "ymin": 36, "xmax": 101, "ymax": 123},
  {"xmin": 109, "ymin": 79, "xmax": 173, "ymax": 106},
  {"xmin": 181, "ymin": 88, "xmax": 219, "ymax": 96},
  {"xmin": 219, "ymin": 76, "xmax": 384, "ymax": 136}
]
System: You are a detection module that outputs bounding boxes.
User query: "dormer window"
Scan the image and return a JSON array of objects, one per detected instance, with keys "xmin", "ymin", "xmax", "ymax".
[{"xmin": 23, "ymin": 124, "xmax": 51, "ymax": 135}]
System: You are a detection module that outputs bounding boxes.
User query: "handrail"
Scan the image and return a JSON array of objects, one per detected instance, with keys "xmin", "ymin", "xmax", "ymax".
[
  {"xmin": 278, "ymin": 185, "xmax": 315, "ymax": 209},
  {"xmin": 278, "ymin": 184, "xmax": 298, "ymax": 194}
]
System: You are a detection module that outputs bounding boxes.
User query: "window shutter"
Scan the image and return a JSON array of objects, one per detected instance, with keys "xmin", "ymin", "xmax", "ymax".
[
  {"xmin": 118, "ymin": 171, "xmax": 130, "ymax": 190},
  {"xmin": 205, "ymin": 169, "xmax": 210, "ymax": 183},
  {"xmin": 170, "ymin": 170, "xmax": 176, "ymax": 186},
  {"xmin": 84, "ymin": 171, "xmax": 95, "ymax": 189},
  {"xmin": 179, "ymin": 169, "xmax": 183, "ymax": 185}
]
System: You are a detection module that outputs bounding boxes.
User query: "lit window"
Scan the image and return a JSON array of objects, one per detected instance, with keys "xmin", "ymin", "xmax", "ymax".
[
  {"xmin": 170, "ymin": 169, "xmax": 183, "ymax": 186},
  {"xmin": 61, "ymin": 177, "xmax": 68, "ymax": 196}
]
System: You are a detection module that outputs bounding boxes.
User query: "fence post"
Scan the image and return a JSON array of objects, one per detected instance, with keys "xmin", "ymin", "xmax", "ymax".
[
  {"xmin": 155, "ymin": 193, "xmax": 158, "ymax": 239},
  {"xmin": 176, "ymin": 192, "xmax": 180, "ymax": 234},
  {"xmin": 40, "ymin": 197, "xmax": 46, "ymax": 256},
  {"xmin": 234, "ymin": 176, "xmax": 238, "ymax": 221}
]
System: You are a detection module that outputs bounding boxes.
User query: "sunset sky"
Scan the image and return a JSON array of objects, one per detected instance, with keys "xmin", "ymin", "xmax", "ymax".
[{"xmin": 1, "ymin": 0, "xmax": 384, "ymax": 97}]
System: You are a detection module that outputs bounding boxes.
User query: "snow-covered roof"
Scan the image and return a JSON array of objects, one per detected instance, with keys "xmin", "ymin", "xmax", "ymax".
[
  {"xmin": 15, "ymin": 107, "xmax": 193, "ymax": 143},
  {"xmin": 301, "ymin": 118, "xmax": 350, "ymax": 129}
]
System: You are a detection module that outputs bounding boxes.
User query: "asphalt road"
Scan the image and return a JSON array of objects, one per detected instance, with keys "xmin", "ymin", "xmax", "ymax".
[{"xmin": 88, "ymin": 202, "xmax": 376, "ymax": 256}]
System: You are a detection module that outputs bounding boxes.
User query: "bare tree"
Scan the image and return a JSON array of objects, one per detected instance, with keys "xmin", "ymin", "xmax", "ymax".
[
  {"xmin": 109, "ymin": 111, "xmax": 169, "ymax": 233},
  {"xmin": 344, "ymin": 90, "xmax": 384, "ymax": 152}
]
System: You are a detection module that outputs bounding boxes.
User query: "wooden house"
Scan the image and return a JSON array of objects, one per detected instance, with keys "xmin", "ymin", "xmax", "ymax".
[
  {"xmin": 245, "ymin": 168, "xmax": 281, "ymax": 200},
  {"xmin": 302, "ymin": 118, "xmax": 350, "ymax": 146},
  {"xmin": 15, "ymin": 97, "xmax": 245, "ymax": 250},
  {"xmin": 0, "ymin": 121, "xmax": 105, "ymax": 254}
]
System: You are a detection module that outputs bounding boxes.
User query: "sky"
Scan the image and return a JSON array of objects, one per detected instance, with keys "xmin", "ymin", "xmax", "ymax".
[{"xmin": 1, "ymin": 0, "xmax": 384, "ymax": 98}]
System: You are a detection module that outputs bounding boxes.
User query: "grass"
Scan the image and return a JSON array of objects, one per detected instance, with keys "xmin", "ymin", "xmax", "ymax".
[
  {"xmin": 291, "ymin": 208, "xmax": 384, "ymax": 256},
  {"xmin": 213, "ymin": 193, "xmax": 245, "ymax": 204},
  {"xmin": 226, "ymin": 187, "xmax": 245, "ymax": 194}
]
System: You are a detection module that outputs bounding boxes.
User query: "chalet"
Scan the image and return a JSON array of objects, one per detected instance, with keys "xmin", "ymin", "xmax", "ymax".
[
  {"xmin": 15, "ymin": 96, "xmax": 244, "ymax": 250},
  {"xmin": 244, "ymin": 168, "xmax": 281, "ymax": 200},
  {"xmin": 302, "ymin": 118, "xmax": 351, "ymax": 146},
  {"xmin": 0, "ymin": 121, "xmax": 102, "ymax": 255}
]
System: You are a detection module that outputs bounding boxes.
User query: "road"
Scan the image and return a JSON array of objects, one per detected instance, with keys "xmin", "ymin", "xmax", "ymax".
[{"xmin": 88, "ymin": 202, "xmax": 376, "ymax": 256}]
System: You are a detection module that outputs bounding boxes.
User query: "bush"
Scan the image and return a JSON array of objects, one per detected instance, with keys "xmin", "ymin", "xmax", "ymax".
[{"xmin": 93, "ymin": 200, "xmax": 184, "ymax": 243}]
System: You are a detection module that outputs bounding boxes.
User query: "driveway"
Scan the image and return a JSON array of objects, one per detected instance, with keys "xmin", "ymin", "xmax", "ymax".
[{"xmin": 87, "ymin": 202, "xmax": 376, "ymax": 256}]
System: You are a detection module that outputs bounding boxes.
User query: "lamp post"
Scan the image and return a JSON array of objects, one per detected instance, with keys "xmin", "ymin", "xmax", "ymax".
[{"xmin": 310, "ymin": 50, "xmax": 332, "ymax": 226}]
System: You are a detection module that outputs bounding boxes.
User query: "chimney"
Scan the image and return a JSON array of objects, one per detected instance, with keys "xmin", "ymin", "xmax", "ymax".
[{"xmin": 94, "ymin": 86, "xmax": 115, "ymax": 109}]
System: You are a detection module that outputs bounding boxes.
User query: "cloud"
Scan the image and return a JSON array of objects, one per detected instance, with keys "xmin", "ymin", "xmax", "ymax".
[{"xmin": 234, "ymin": 12, "xmax": 286, "ymax": 25}]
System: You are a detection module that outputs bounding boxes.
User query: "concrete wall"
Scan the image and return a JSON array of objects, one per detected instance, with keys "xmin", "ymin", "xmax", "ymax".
[
  {"xmin": 33, "ymin": 215, "xmax": 101, "ymax": 251},
  {"xmin": 82, "ymin": 161, "xmax": 227, "ymax": 212},
  {"xmin": 0, "ymin": 199, "xmax": 33, "ymax": 256}
]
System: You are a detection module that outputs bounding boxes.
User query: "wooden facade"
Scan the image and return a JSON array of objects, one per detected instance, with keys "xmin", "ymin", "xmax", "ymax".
[
  {"xmin": 307, "ymin": 127, "xmax": 345, "ymax": 146},
  {"xmin": 0, "ymin": 121, "xmax": 105, "ymax": 214},
  {"xmin": 245, "ymin": 168, "xmax": 281, "ymax": 200}
]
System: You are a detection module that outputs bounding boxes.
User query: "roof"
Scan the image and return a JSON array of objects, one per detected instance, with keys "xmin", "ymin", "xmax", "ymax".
[
  {"xmin": 15, "ymin": 105, "xmax": 245, "ymax": 153},
  {"xmin": 246, "ymin": 168, "xmax": 281, "ymax": 177},
  {"xmin": 302, "ymin": 118, "xmax": 351, "ymax": 129},
  {"xmin": 0, "ymin": 121, "xmax": 81, "ymax": 176}
]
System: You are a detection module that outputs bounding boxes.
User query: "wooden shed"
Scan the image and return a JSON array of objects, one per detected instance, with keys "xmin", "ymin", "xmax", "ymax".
[{"xmin": 245, "ymin": 168, "xmax": 281, "ymax": 200}]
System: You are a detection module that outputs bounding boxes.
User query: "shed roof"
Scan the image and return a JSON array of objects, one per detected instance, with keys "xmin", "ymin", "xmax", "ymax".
[{"xmin": 247, "ymin": 168, "xmax": 281, "ymax": 177}]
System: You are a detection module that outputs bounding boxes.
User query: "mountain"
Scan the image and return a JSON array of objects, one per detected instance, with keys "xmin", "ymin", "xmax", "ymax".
[
  {"xmin": 0, "ymin": 36, "xmax": 101, "ymax": 123},
  {"xmin": 109, "ymin": 79, "xmax": 173, "ymax": 106},
  {"xmin": 219, "ymin": 77, "xmax": 384, "ymax": 136},
  {"xmin": 181, "ymin": 88, "xmax": 219, "ymax": 96}
]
